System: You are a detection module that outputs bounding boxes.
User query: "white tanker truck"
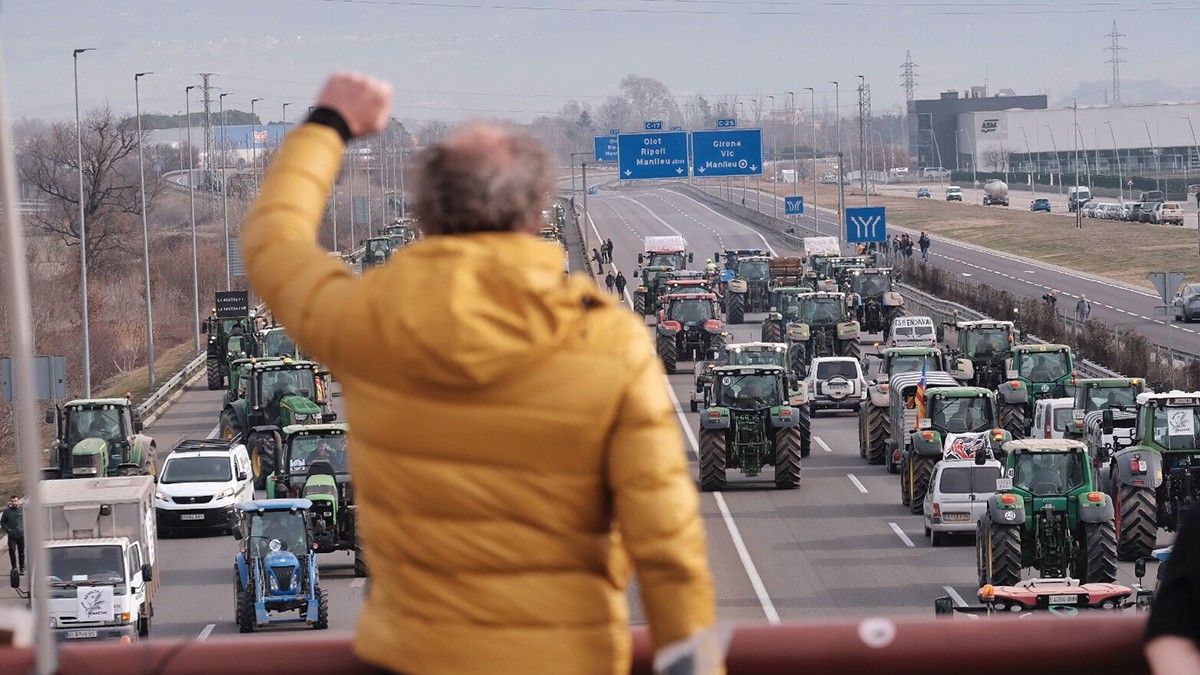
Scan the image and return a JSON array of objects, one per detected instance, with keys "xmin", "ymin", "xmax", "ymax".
[{"xmin": 982, "ymin": 179, "xmax": 1009, "ymax": 207}]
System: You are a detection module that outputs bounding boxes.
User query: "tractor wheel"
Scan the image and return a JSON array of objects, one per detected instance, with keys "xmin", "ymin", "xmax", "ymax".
[
  {"xmin": 690, "ymin": 399, "xmax": 698, "ymax": 413},
  {"xmin": 857, "ymin": 407, "xmax": 868, "ymax": 459},
  {"xmin": 219, "ymin": 408, "xmax": 241, "ymax": 441},
  {"xmin": 313, "ymin": 585, "xmax": 329, "ymax": 630},
  {"xmin": 998, "ymin": 402, "xmax": 1027, "ymax": 439},
  {"xmin": 1115, "ymin": 483, "xmax": 1157, "ymax": 561},
  {"xmin": 236, "ymin": 583, "xmax": 256, "ymax": 633},
  {"xmin": 900, "ymin": 458, "xmax": 911, "ymax": 507},
  {"xmin": 137, "ymin": 611, "xmax": 151, "ymax": 638},
  {"xmin": 841, "ymin": 339, "xmax": 861, "ymax": 360},
  {"xmin": 656, "ymin": 333, "xmax": 678, "ymax": 375},
  {"xmin": 865, "ymin": 405, "xmax": 889, "ymax": 465},
  {"xmin": 1079, "ymin": 521, "xmax": 1118, "ymax": 583},
  {"xmin": 354, "ymin": 544, "xmax": 369, "ymax": 578},
  {"xmin": 727, "ymin": 293, "xmax": 746, "ymax": 324},
  {"xmin": 787, "ymin": 343, "xmax": 807, "ymax": 378},
  {"xmin": 909, "ymin": 455, "xmax": 937, "ymax": 514},
  {"xmin": 698, "ymin": 429, "xmax": 727, "ymax": 492},
  {"xmin": 795, "ymin": 404, "xmax": 812, "ymax": 458},
  {"xmin": 206, "ymin": 357, "xmax": 223, "ymax": 390},
  {"xmin": 773, "ymin": 427, "xmax": 803, "ymax": 490},
  {"xmin": 762, "ymin": 320, "xmax": 783, "ymax": 343},
  {"xmin": 977, "ymin": 520, "xmax": 1023, "ymax": 587},
  {"xmin": 248, "ymin": 434, "xmax": 276, "ymax": 491},
  {"xmin": 634, "ymin": 292, "xmax": 646, "ymax": 316}
]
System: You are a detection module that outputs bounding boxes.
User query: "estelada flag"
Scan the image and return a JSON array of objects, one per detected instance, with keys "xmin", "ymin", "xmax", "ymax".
[{"xmin": 915, "ymin": 359, "xmax": 928, "ymax": 424}]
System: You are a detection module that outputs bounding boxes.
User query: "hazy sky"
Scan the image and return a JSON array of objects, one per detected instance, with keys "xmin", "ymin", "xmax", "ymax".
[{"xmin": 4, "ymin": 0, "xmax": 1199, "ymax": 124}]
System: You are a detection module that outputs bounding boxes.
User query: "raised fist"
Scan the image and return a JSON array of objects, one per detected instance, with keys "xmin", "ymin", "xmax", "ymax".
[{"xmin": 315, "ymin": 72, "xmax": 392, "ymax": 138}]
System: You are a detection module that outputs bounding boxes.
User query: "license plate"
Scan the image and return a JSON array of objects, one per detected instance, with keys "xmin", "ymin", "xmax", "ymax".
[
  {"xmin": 66, "ymin": 630, "xmax": 98, "ymax": 639},
  {"xmin": 1048, "ymin": 594, "xmax": 1078, "ymax": 605},
  {"xmin": 942, "ymin": 513, "xmax": 970, "ymax": 521},
  {"xmin": 995, "ymin": 478, "xmax": 1013, "ymax": 491},
  {"xmin": 179, "ymin": 513, "xmax": 205, "ymax": 521}
]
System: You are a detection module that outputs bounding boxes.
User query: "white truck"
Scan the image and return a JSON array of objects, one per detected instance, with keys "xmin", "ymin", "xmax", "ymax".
[
  {"xmin": 13, "ymin": 476, "xmax": 158, "ymax": 642},
  {"xmin": 982, "ymin": 179, "xmax": 1009, "ymax": 206},
  {"xmin": 801, "ymin": 236, "xmax": 840, "ymax": 258}
]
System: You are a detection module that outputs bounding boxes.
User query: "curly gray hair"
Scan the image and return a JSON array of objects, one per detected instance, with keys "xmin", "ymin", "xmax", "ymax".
[{"xmin": 413, "ymin": 124, "xmax": 553, "ymax": 236}]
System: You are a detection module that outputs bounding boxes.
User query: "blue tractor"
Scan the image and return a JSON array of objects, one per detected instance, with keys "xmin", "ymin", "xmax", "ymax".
[{"xmin": 233, "ymin": 499, "xmax": 328, "ymax": 632}]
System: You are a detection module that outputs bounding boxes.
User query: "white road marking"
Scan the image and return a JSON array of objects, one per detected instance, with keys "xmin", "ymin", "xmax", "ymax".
[
  {"xmin": 888, "ymin": 522, "xmax": 916, "ymax": 548},
  {"xmin": 664, "ymin": 383, "xmax": 780, "ymax": 625},
  {"xmin": 197, "ymin": 623, "xmax": 215, "ymax": 641},
  {"xmin": 661, "ymin": 189, "xmax": 778, "ymax": 255},
  {"xmin": 612, "ymin": 194, "xmax": 689, "ymax": 239},
  {"xmin": 943, "ymin": 585, "xmax": 969, "ymax": 608},
  {"xmin": 846, "ymin": 474, "xmax": 869, "ymax": 494},
  {"xmin": 205, "ymin": 424, "xmax": 220, "ymax": 439},
  {"xmin": 350, "ymin": 578, "xmax": 366, "ymax": 589},
  {"xmin": 814, "ymin": 436, "xmax": 834, "ymax": 453}
]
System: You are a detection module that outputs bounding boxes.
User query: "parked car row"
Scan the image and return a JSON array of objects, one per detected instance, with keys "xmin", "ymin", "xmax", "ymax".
[{"xmin": 1079, "ymin": 199, "xmax": 1185, "ymax": 225}]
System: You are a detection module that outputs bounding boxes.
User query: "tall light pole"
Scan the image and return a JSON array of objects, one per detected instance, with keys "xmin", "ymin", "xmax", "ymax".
[
  {"xmin": 1105, "ymin": 120, "xmax": 1122, "ymax": 202},
  {"xmin": 787, "ymin": 91, "xmax": 798, "ymax": 194},
  {"xmin": 1074, "ymin": 101, "xmax": 1082, "ymax": 229},
  {"xmin": 1144, "ymin": 119, "xmax": 1162, "ymax": 193},
  {"xmin": 73, "ymin": 48, "xmax": 95, "ymax": 396},
  {"xmin": 804, "ymin": 87, "xmax": 817, "ymax": 225},
  {"xmin": 282, "ymin": 102, "xmax": 291, "ymax": 130},
  {"xmin": 185, "ymin": 85, "xmax": 200, "ymax": 353},
  {"xmin": 857, "ymin": 75, "xmax": 868, "ymax": 206},
  {"xmin": 393, "ymin": 117, "xmax": 407, "ymax": 218},
  {"xmin": 1019, "ymin": 124, "xmax": 1035, "ymax": 199},
  {"xmin": 134, "ymin": 72, "xmax": 156, "ymax": 388},
  {"xmin": 1046, "ymin": 124, "xmax": 1062, "ymax": 195},
  {"xmin": 250, "ymin": 97, "xmax": 263, "ymax": 193},
  {"xmin": 1186, "ymin": 116, "xmax": 1200, "ymax": 254},
  {"xmin": 831, "ymin": 80, "xmax": 844, "ymax": 229},
  {"xmin": 219, "ymin": 92, "xmax": 231, "ymax": 288},
  {"xmin": 768, "ymin": 94, "xmax": 778, "ymax": 219}
]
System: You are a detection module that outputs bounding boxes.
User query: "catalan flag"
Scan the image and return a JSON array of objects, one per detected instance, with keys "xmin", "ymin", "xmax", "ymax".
[{"xmin": 915, "ymin": 359, "xmax": 928, "ymax": 424}]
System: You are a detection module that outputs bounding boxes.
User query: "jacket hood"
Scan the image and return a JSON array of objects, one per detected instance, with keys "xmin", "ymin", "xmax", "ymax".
[{"xmin": 383, "ymin": 233, "xmax": 607, "ymax": 388}]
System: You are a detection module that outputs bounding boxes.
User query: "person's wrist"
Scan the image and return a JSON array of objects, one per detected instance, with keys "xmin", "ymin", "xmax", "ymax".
[{"xmin": 307, "ymin": 107, "xmax": 353, "ymax": 143}]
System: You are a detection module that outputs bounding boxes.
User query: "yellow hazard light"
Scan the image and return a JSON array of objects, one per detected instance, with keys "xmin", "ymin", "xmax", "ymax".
[{"xmin": 981, "ymin": 584, "xmax": 995, "ymax": 600}]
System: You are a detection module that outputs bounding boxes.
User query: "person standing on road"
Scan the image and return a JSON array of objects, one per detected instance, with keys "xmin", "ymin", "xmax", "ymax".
[
  {"xmin": 604, "ymin": 271, "xmax": 616, "ymax": 294},
  {"xmin": 591, "ymin": 247, "xmax": 603, "ymax": 274},
  {"xmin": 241, "ymin": 72, "xmax": 716, "ymax": 675},
  {"xmin": 1, "ymin": 495, "xmax": 24, "ymax": 574},
  {"xmin": 1042, "ymin": 289, "xmax": 1059, "ymax": 316},
  {"xmin": 615, "ymin": 270, "xmax": 627, "ymax": 299},
  {"xmin": 918, "ymin": 231, "xmax": 931, "ymax": 262},
  {"xmin": 604, "ymin": 238, "xmax": 614, "ymax": 263},
  {"xmin": 1076, "ymin": 294, "xmax": 1092, "ymax": 323}
]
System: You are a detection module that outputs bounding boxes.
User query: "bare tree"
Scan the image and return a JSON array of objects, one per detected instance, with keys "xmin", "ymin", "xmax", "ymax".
[
  {"xmin": 619, "ymin": 74, "xmax": 682, "ymax": 127},
  {"xmin": 17, "ymin": 106, "xmax": 161, "ymax": 275}
]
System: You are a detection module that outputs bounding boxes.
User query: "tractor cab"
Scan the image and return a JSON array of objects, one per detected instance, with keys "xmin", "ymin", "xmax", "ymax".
[
  {"xmin": 1008, "ymin": 344, "xmax": 1076, "ymax": 404},
  {"xmin": 1069, "ymin": 377, "xmax": 1146, "ymax": 439},
  {"xmin": 944, "ymin": 320, "xmax": 1017, "ymax": 389},
  {"xmin": 722, "ymin": 256, "xmax": 774, "ymax": 321},
  {"xmin": 361, "ymin": 237, "xmax": 393, "ymax": 269},
  {"xmin": 638, "ymin": 235, "xmax": 692, "ymax": 270},
  {"xmin": 233, "ymin": 499, "xmax": 328, "ymax": 632},
  {"xmin": 847, "ymin": 268, "xmax": 904, "ymax": 335},
  {"xmin": 633, "ymin": 265, "xmax": 676, "ymax": 315},
  {"xmin": 727, "ymin": 342, "xmax": 789, "ymax": 369},
  {"xmin": 714, "ymin": 248, "xmax": 767, "ymax": 272},
  {"xmin": 877, "ymin": 347, "xmax": 948, "ymax": 380},
  {"xmin": 44, "ymin": 399, "xmax": 154, "ymax": 479},
  {"xmin": 259, "ymin": 327, "xmax": 301, "ymax": 359},
  {"xmin": 806, "ymin": 253, "xmax": 841, "ymax": 281},
  {"xmin": 654, "ymin": 293, "xmax": 726, "ymax": 372}
]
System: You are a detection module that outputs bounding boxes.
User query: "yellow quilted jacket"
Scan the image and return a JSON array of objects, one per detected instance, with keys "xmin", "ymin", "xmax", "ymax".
[{"xmin": 242, "ymin": 124, "xmax": 715, "ymax": 675}]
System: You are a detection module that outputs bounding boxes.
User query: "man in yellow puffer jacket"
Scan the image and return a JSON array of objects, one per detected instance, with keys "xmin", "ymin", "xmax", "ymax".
[{"xmin": 243, "ymin": 73, "xmax": 716, "ymax": 675}]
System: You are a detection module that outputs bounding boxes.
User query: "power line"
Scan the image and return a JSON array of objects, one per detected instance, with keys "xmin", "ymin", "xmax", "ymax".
[
  {"xmin": 1105, "ymin": 20, "xmax": 1126, "ymax": 105},
  {"xmin": 900, "ymin": 50, "xmax": 918, "ymax": 104}
]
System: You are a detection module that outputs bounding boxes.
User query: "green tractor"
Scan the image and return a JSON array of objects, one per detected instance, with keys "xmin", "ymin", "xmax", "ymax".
[
  {"xmin": 999, "ymin": 343, "xmax": 1075, "ymax": 436},
  {"xmin": 201, "ymin": 292, "xmax": 259, "ymax": 391},
  {"xmin": 259, "ymin": 326, "xmax": 302, "ymax": 359},
  {"xmin": 1065, "ymin": 377, "xmax": 1147, "ymax": 440},
  {"xmin": 721, "ymin": 255, "xmax": 773, "ymax": 324},
  {"xmin": 976, "ymin": 439, "xmax": 1118, "ymax": 586},
  {"xmin": 1099, "ymin": 391, "xmax": 1200, "ymax": 561},
  {"xmin": 941, "ymin": 320, "xmax": 1018, "ymax": 391},
  {"xmin": 697, "ymin": 365, "xmax": 809, "ymax": 491},
  {"xmin": 219, "ymin": 359, "xmax": 336, "ymax": 489},
  {"xmin": 761, "ymin": 290, "xmax": 860, "ymax": 376},
  {"xmin": 898, "ymin": 386, "xmax": 1011, "ymax": 512},
  {"xmin": 858, "ymin": 347, "xmax": 953, "ymax": 465},
  {"xmin": 360, "ymin": 236, "xmax": 394, "ymax": 271},
  {"xmin": 266, "ymin": 424, "xmax": 365, "ymax": 577},
  {"xmin": 381, "ymin": 219, "xmax": 420, "ymax": 249},
  {"xmin": 42, "ymin": 398, "xmax": 156, "ymax": 479},
  {"xmin": 846, "ymin": 268, "xmax": 904, "ymax": 335},
  {"xmin": 633, "ymin": 265, "xmax": 674, "ymax": 316}
]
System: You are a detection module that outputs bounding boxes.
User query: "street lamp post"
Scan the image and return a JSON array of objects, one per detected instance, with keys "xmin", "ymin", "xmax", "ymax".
[
  {"xmin": 219, "ymin": 92, "xmax": 231, "ymax": 288},
  {"xmin": 134, "ymin": 71, "xmax": 156, "ymax": 388},
  {"xmin": 787, "ymin": 91, "xmax": 797, "ymax": 195},
  {"xmin": 804, "ymin": 87, "xmax": 817, "ymax": 225},
  {"xmin": 1144, "ymin": 120, "xmax": 1162, "ymax": 194},
  {"xmin": 831, "ymin": 80, "xmax": 844, "ymax": 229},
  {"xmin": 185, "ymin": 86, "xmax": 200, "ymax": 353},
  {"xmin": 857, "ymin": 75, "xmax": 868, "ymax": 207},
  {"xmin": 282, "ymin": 102, "xmax": 291, "ymax": 128},
  {"xmin": 1186, "ymin": 116, "xmax": 1200, "ymax": 254},
  {"xmin": 1046, "ymin": 124, "xmax": 1062, "ymax": 195},
  {"xmin": 768, "ymin": 94, "xmax": 778, "ymax": 220},
  {"xmin": 1105, "ymin": 120, "xmax": 1122, "ymax": 202},
  {"xmin": 73, "ymin": 47, "xmax": 95, "ymax": 396},
  {"xmin": 250, "ymin": 98, "xmax": 263, "ymax": 193},
  {"xmin": 1020, "ymin": 125, "xmax": 1035, "ymax": 199}
]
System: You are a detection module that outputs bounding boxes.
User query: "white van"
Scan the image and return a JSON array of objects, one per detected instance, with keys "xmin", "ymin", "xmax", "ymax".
[
  {"xmin": 1033, "ymin": 397, "xmax": 1075, "ymax": 439},
  {"xmin": 923, "ymin": 458, "xmax": 1004, "ymax": 546},
  {"xmin": 888, "ymin": 315, "xmax": 936, "ymax": 348},
  {"xmin": 154, "ymin": 439, "xmax": 254, "ymax": 535}
]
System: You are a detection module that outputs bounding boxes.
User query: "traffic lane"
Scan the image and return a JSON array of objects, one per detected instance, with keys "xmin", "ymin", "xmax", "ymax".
[
  {"xmin": 633, "ymin": 190, "xmax": 779, "ymax": 258},
  {"xmin": 703, "ymin": 183, "xmax": 1200, "ymax": 357}
]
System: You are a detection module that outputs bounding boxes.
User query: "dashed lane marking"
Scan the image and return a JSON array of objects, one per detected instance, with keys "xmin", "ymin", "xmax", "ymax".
[
  {"xmin": 943, "ymin": 586, "xmax": 968, "ymax": 608},
  {"xmin": 815, "ymin": 436, "xmax": 834, "ymax": 453},
  {"xmin": 847, "ymin": 474, "xmax": 869, "ymax": 494},
  {"xmin": 197, "ymin": 624, "xmax": 215, "ymax": 641},
  {"xmin": 888, "ymin": 522, "xmax": 916, "ymax": 548}
]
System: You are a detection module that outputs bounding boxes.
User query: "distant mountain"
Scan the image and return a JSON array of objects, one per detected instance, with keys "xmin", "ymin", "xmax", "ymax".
[{"xmin": 1056, "ymin": 79, "xmax": 1200, "ymax": 106}]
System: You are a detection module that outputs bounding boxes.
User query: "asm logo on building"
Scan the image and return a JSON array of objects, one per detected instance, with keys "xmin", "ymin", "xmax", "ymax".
[{"xmin": 980, "ymin": 118, "xmax": 1000, "ymax": 133}]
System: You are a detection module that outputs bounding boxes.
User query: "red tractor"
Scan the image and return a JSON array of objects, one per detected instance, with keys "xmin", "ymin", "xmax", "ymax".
[{"xmin": 656, "ymin": 293, "xmax": 727, "ymax": 374}]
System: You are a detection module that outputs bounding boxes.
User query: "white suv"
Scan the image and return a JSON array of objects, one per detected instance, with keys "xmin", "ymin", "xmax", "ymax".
[
  {"xmin": 804, "ymin": 357, "xmax": 866, "ymax": 415},
  {"xmin": 155, "ymin": 439, "xmax": 253, "ymax": 536},
  {"xmin": 923, "ymin": 458, "xmax": 1003, "ymax": 546}
]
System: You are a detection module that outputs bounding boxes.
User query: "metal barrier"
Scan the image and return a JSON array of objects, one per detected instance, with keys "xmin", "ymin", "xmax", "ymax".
[{"xmin": 0, "ymin": 615, "xmax": 1149, "ymax": 674}]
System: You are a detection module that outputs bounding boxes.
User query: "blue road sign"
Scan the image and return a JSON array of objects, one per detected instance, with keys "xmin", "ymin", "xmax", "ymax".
[
  {"xmin": 717, "ymin": 118, "xmax": 737, "ymax": 128},
  {"xmin": 845, "ymin": 206, "xmax": 887, "ymax": 243},
  {"xmin": 593, "ymin": 135, "xmax": 618, "ymax": 163},
  {"xmin": 691, "ymin": 129, "xmax": 763, "ymax": 177},
  {"xmin": 784, "ymin": 196, "xmax": 805, "ymax": 215},
  {"xmin": 617, "ymin": 131, "xmax": 689, "ymax": 180},
  {"xmin": 644, "ymin": 120, "xmax": 663, "ymax": 131}
]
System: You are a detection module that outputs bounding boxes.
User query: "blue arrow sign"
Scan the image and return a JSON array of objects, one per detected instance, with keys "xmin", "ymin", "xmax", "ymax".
[
  {"xmin": 644, "ymin": 120, "xmax": 663, "ymax": 131},
  {"xmin": 784, "ymin": 196, "xmax": 805, "ymax": 215},
  {"xmin": 716, "ymin": 118, "xmax": 737, "ymax": 128},
  {"xmin": 690, "ymin": 129, "xmax": 763, "ymax": 177},
  {"xmin": 845, "ymin": 206, "xmax": 887, "ymax": 243},
  {"xmin": 593, "ymin": 135, "xmax": 618, "ymax": 163},
  {"xmin": 617, "ymin": 131, "xmax": 689, "ymax": 180}
]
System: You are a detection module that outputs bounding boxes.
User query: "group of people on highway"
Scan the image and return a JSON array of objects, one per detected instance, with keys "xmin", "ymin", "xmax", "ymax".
[{"xmin": 885, "ymin": 232, "xmax": 931, "ymax": 261}]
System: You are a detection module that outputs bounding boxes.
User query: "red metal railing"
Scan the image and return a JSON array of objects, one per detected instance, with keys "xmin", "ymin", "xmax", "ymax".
[{"xmin": 0, "ymin": 615, "xmax": 1150, "ymax": 674}]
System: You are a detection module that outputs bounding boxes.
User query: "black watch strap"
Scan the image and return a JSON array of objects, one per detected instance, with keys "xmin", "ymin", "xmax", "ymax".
[{"xmin": 306, "ymin": 107, "xmax": 353, "ymax": 143}]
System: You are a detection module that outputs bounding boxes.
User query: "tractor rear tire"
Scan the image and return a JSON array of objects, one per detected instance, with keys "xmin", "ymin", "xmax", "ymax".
[
  {"xmin": 865, "ymin": 405, "xmax": 889, "ymax": 465},
  {"xmin": 634, "ymin": 292, "xmax": 647, "ymax": 316},
  {"xmin": 857, "ymin": 407, "xmax": 868, "ymax": 459},
  {"xmin": 698, "ymin": 429, "xmax": 727, "ymax": 492},
  {"xmin": 762, "ymin": 320, "xmax": 783, "ymax": 343},
  {"xmin": 219, "ymin": 408, "xmax": 241, "ymax": 441},
  {"xmin": 909, "ymin": 455, "xmax": 937, "ymax": 514},
  {"xmin": 1115, "ymin": 483, "xmax": 1157, "ymax": 561},
  {"xmin": 727, "ymin": 293, "xmax": 746, "ymax": 324},
  {"xmin": 841, "ymin": 339, "xmax": 861, "ymax": 360},
  {"xmin": 795, "ymin": 404, "xmax": 812, "ymax": 458},
  {"xmin": 900, "ymin": 458, "xmax": 911, "ymax": 507},
  {"xmin": 656, "ymin": 333, "xmax": 678, "ymax": 374},
  {"xmin": 236, "ymin": 584, "xmax": 256, "ymax": 633},
  {"xmin": 313, "ymin": 585, "xmax": 329, "ymax": 630},
  {"xmin": 1080, "ymin": 520, "xmax": 1118, "ymax": 583},
  {"xmin": 977, "ymin": 520, "xmax": 1023, "ymax": 587},
  {"xmin": 207, "ymin": 357, "xmax": 223, "ymax": 390},
  {"xmin": 354, "ymin": 544, "xmax": 369, "ymax": 578},
  {"xmin": 773, "ymin": 427, "xmax": 803, "ymax": 490},
  {"xmin": 787, "ymin": 343, "xmax": 807, "ymax": 378},
  {"xmin": 998, "ymin": 402, "xmax": 1027, "ymax": 439},
  {"xmin": 248, "ymin": 433, "xmax": 276, "ymax": 491}
]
